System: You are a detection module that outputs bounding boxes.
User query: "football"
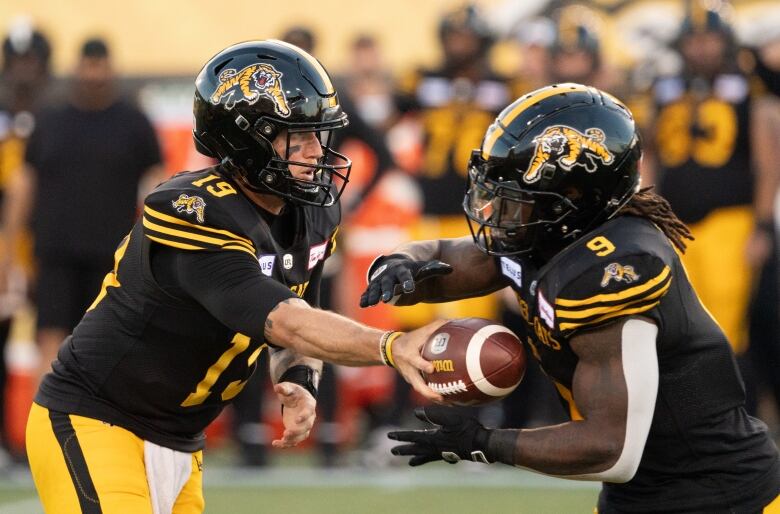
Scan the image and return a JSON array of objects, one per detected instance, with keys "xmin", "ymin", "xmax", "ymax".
[{"xmin": 421, "ymin": 318, "xmax": 526, "ymax": 406}]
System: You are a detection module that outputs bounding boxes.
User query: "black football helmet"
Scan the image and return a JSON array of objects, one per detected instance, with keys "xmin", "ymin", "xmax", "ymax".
[
  {"xmin": 464, "ymin": 83, "xmax": 641, "ymax": 257},
  {"xmin": 193, "ymin": 40, "xmax": 351, "ymax": 207}
]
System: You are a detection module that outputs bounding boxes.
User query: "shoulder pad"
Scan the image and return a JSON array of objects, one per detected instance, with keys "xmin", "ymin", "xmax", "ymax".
[
  {"xmin": 540, "ymin": 217, "xmax": 675, "ymax": 334},
  {"xmin": 552, "ymin": 254, "xmax": 671, "ymax": 334},
  {"xmin": 142, "ymin": 171, "xmax": 257, "ymax": 257}
]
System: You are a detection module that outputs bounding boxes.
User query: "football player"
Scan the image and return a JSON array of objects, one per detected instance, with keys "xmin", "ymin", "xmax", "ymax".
[
  {"xmin": 646, "ymin": 4, "xmax": 780, "ymax": 418},
  {"xmin": 25, "ymin": 40, "xmax": 442, "ymax": 514},
  {"xmin": 363, "ymin": 83, "xmax": 780, "ymax": 512}
]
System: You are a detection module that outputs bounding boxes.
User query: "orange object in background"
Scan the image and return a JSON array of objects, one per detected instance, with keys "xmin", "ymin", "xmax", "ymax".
[{"xmin": 4, "ymin": 310, "xmax": 38, "ymax": 454}]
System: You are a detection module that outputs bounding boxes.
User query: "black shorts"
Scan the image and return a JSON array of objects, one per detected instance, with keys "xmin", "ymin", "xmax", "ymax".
[{"xmin": 35, "ymin": 256, "xmax": 111, "ymax": 331}]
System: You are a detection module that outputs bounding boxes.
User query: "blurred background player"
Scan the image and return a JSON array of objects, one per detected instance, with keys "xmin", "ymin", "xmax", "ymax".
[
  {"xmin": 0, "ymin": 37, "xmax": 164, "ymax": 383},
  {"xmin": 0, "ymin": 18, "xmax": 51, "ymax": 463},
  {"xmin": 646, "ymin": 2, "xmax": 780, "ymax": 415}
]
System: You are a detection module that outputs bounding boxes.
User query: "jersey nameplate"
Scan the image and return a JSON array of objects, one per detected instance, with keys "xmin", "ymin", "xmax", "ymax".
[
  {"xmin": 500, "ymin": 257, "xmax": 522, "ymax": 288},
  {"xmin": 258, "ymin": 255, "xmax": 275, "ymax": 277}
]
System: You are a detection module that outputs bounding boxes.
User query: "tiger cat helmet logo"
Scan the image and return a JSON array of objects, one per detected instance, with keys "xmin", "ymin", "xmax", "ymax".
[
  {"xmin": 523, "ymin": 125, "xmax": 614, "ymax": 184},
  {"xmin": 210, "ymin": 63, "xmax": 291, "ymax": 117},
  {"xmin": 601, "ymin": 262, "xmax": 640, "ymax": 287},
  {"xmin": 172, "ymin": 194, "xmax": 206, "ymax": 224}
]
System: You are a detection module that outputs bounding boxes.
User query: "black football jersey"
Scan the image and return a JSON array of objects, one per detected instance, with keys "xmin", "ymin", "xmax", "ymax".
[
  {"xmin": 653, "ymin": 74, "xmax": 753, "ymax": 224},
  {"xmin": 396, "ymin": 68, "xmax": 515, "ymax": 216},
  {"xmin": 497, "ymin": 215, "xmax": 780, "ymax": 512},
  {"xmin": 35, "ymin": 167, "xmax": 340, "ymax": 452}
]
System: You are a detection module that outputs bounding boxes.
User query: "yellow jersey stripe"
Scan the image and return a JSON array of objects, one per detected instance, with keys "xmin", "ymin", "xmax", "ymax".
[
  {"xmin": 482, "ymin": 83, "xmax": 591, "ymax": 158},
  {"xmin": 144, "ymin": 206, "xmax": 254, "ymax": 247},
  {"xmin": 221, "ymin": 245, "xmax": 257, "ymax": 257},
  {"xmin": 270, "ymin": 39, "xmax": 334, "ymax": 94},
  {"xmin": 559, "ymin": 300, "xmax": 661, "ymax": 332},
  {"xmin": 145, "ymin": 235, "xmax": 206, "ymax": 251},
  {"xmin": 556, "ymin": 279, "xmax": 671, "ymax": 320},
  {"xmin": 553, "ymin": 381, "xmax": 583, "ymax": 421},
  {"xmin": 555, "ymin": 266, "xmax": 671, "ymax": 308},
  {"xmin": 143, "ymin": 215, "xmax": 256, "ymax": 254}
]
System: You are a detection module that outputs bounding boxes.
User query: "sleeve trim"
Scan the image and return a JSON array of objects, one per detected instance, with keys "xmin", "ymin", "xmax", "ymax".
[
  {"xmin": 555, "ymin": 266, "xmax": 671, "ymax": 308},
  {"xmin": 145, "ymin": 234, "xmax": 206, "ymax": 251},
  {"xmin": 558, "ymin": 300, "xmax": 662, "ymax": 332},
  {"xmin": 144, "ymin": 205, "xmax": 255, "ymax": 247},
  {"xmin": 555, "ymin": 278, "xmax": 671, "ymax": 320},
  {"xmin": 143, "ymin": 214, "xmax": 256, "ymax": 256}
]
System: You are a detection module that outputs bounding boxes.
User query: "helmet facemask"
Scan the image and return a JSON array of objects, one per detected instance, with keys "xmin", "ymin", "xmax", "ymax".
[
  {"xmin": 464, "ymin": 153, "xmax": 578, "ymax": 256},
  {"xmin": 231, "ymin": 114, "xmax": 351, "ymax": 207}
]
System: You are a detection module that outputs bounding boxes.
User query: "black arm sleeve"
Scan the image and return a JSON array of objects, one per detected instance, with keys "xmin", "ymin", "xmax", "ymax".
[{"xmin": 150, "ymin": 245, "xmax": 298, "ymax": 341}]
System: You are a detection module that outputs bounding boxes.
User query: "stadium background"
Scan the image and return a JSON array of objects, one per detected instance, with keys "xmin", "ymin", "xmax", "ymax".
[{"xmin": 0, "ymin": 0, "xmax": 779, "ymax": 512}]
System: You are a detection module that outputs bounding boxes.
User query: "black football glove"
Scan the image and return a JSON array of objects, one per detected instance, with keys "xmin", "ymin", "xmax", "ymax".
[
  {"xmin": 359, "ymin": 254, "xmax": 452, "ymax": 308},
  {"xmin": 388, "ymin": 406, "xmax": 492, "ymax": 466}
]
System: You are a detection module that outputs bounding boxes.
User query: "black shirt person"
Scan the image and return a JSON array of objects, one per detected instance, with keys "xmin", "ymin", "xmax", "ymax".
[{"xmin": 1, "ymin": 38, "xmax": 164, "ymax": 382}]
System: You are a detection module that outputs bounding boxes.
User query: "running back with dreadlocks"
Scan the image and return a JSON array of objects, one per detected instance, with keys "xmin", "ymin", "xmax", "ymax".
[{"xmin": 619, "ymin": 187, "xmax": 694, "ymax": 253}]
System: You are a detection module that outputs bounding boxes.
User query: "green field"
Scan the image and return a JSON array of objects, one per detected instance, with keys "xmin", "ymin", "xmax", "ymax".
[{"xmin": 0, "ymin": 465, "xmax": 600, "ymax": 513}]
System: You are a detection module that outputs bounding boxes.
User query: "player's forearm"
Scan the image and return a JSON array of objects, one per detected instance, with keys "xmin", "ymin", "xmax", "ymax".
[
  {"xmin": 488, "ymin": 422, "xmax": 623, "ymax": 480},
  {"xmin": 265, "ymin": 298, "xmax": 385, "ymax": 366},
  {"xmin": 268, "ymin": 347, "xmax": 323, "ymax": 384}
]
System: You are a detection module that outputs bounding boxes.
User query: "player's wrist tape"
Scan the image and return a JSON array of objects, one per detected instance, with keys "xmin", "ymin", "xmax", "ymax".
[
  {"xmin": 379, "ymin": 331, "xmax": 403, "ymax": 368},
  {"xmin": 485, "ymin": 429, "xmax": 519, "ymax": 466},
  {"xmin": 278, "ymin": 365, "xmax": 319, "ymax": 400}
]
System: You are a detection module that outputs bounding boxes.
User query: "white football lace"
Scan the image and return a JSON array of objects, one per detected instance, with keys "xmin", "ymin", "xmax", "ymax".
[{"xmin": 427, "ymin": 380, "xmax": 468, "ymax": 395}]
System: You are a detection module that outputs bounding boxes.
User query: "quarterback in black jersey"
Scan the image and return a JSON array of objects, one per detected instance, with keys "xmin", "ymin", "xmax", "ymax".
[
  {"xmin": 26, "ymin": 41, "xmax": 443, "ymax": 514},
  {"xmin": 363, "ymin": 84, "xmax": 780, "ymax": 513}
]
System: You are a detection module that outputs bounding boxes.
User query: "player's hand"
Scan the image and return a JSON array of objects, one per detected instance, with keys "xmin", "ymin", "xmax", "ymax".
[
  {"xmin": 391, "ymin": 321, "xmax": 447, "ymax": 403},
  {"xmin": 360, "ymin": 254, "xmax": 452, "ymax": 307},
  {"xmin": 388, "ymin": 406, "xmax": 493, "ymax": 466},
  {"xmin": 272, "ymin": 382, "xmax": 316, "ymax": 448}
]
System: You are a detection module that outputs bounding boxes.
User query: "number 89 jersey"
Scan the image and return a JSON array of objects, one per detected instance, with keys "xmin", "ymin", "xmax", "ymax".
[
  {"xmin": 499, "ymin": 215, "xmax": 780, "ymax": 512},
  {"xmin": 35, "ymin": 167, "xmax": 339, "ymax": 452}
]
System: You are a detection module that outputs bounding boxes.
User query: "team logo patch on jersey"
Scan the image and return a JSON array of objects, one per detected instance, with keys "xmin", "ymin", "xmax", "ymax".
[
  {"xmin": 538, "ymin": 290, "xmax": 554, "ymax": 328},
  {"xmin": 500, "ymin": 257, "xmax": 523, "ymax": 288},
  {"xmin": 601, "ymin": 263, "xmax": 640, "ymax": 287},
  {"xmin": 523, "ymin": 125, "xmax": 614, "ymax": 184},
  {"xmin": 308, "ymin": 241, "xmax": 328, "ymax": 270},
  {"xmin": 283, "ymin": 254, "xmax": 294, "ymax": 270},
  {"xmin": 210, "ymin": 63, "xmax": 291, "ymax": 117},
  {"xmin": 258, "ymin": 255, "xmax": 275, "ymax": 277},
  {"xmin": 171, "ymin": 194, "xmax": 206, "ymax": 223}
]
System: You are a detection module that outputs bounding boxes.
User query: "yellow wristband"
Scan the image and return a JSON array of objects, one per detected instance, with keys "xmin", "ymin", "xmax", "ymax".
[{"xmin": 384, "ymin": 331, "xmax": 403, "ymax": 368}]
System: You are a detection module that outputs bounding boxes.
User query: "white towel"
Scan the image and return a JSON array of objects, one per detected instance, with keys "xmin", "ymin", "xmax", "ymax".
[{"xmin": 144, "ymin": 440, "xmax": 193, "ymax": 514}]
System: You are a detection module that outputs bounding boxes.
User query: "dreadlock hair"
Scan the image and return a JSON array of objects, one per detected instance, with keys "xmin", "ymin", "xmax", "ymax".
[{"xmin": 618, "ymin": 187, "xmax": 694, "ymax": 253}]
